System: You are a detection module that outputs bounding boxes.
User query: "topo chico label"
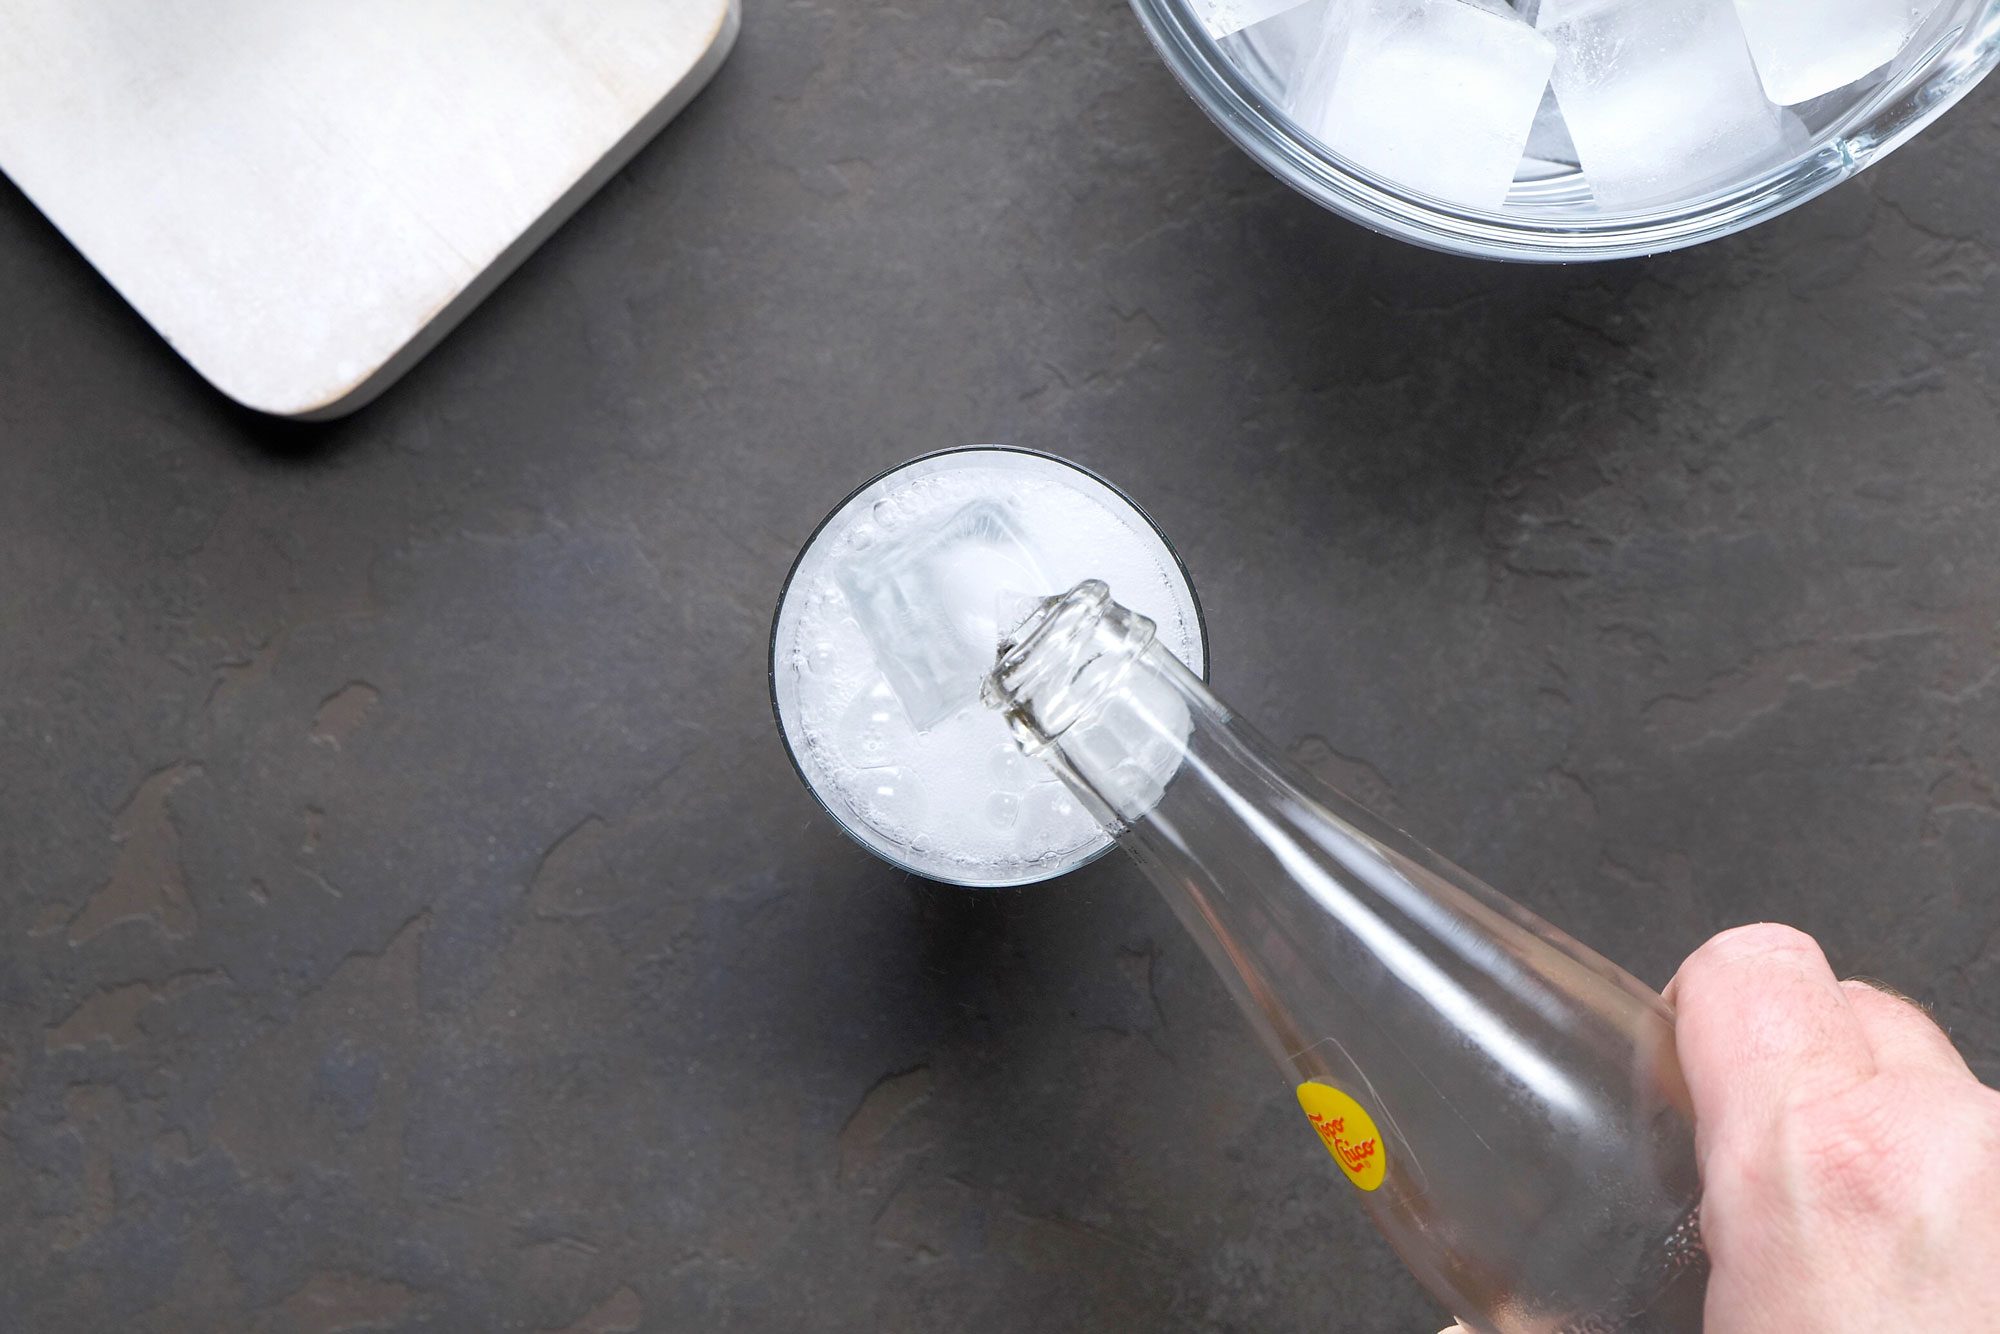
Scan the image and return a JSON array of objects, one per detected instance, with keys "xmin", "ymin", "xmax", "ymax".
[{"xmin": 1296, "ymin": 1081, "xmax": 1386, "ymax": 1191}]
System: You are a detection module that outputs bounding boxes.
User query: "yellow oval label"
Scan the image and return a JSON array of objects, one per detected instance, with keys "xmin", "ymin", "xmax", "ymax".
[{"xmin": 1297, "ymin": 1081, "xmax": 1386, "ymax": 1191}]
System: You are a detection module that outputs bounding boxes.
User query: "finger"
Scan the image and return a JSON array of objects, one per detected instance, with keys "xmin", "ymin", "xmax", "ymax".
[
  {"xmin": 1839, "ymin": 978, "xmax": 1972, "ymax": 1080},
  {"xmin": 1667, "ymin": 923, "xmax": 1876, "ymax": 1168}
]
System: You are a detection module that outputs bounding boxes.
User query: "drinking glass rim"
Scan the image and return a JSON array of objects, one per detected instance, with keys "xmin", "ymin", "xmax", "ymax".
[{"xmin": 768, "ymin": 444, "xmax": 1211, "ymax": 888}]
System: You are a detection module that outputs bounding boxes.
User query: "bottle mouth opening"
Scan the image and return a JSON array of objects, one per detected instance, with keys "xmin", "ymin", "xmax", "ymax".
[{"xmin": 984, "ymin": 579, "xmax": 1157, "ymax": 753}]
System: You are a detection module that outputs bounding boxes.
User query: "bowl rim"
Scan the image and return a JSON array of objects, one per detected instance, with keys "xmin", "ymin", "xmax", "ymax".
[{"xmin": 1131, "ymin": 0, "xmax": 2000, "ymax": 261}]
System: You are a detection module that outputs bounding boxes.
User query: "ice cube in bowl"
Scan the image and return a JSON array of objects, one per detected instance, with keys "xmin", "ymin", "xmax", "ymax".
[
  {"xmin": 1288, "ymin": 0, "xmax": 1557, "ymax": 212},
  {"xmin": 1735, "ymin": 0, "xmax": 1945, "ymax": 104},
  {"xmin": 1540, "ymin": 0, "xmax": 1787, "ymax": 209},
  {"xmin": 1190, "ymin": 0, "xmax": 1317, "ymax": 38},
  {"xmin": 1133, "ymin": 0, "xmax": 2000, "ymax": 258}
]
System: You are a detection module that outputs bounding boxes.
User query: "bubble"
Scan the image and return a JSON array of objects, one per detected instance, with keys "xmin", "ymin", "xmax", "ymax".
[
  {"xmin": 1023, "ymin": 785, "xmax": 1080, "ymax": 824},
  {"xmin": 871, "ymin": 498, "xmax": 900, "ymax": 527},
  {"xmin": 1017, "ymin": 784, "xmax": 1093, "ymax": 856},
  {"xmin": 987, "ymin": 743, "xmax": 1041, "ymax": 792},
  {"xmin": 836, "ymin": 681, "xmax": 909, "ymax": 770},
  {"xmin": 986, "ymin": 792, "xmax": 1020, "ymax": 829},
  {"xmin": 857, "ymin": 766, "xmax": 924, "ymax": 833}
]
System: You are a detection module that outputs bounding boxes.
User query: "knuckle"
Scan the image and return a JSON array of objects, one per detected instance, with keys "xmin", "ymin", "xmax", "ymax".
[
  {"xmin": 1781, "ymin": 1082, "xmax": 1907, "ymax": 1219},
  {"xmin": 1736, "ymin": 1076, "xmax": 2000, "ymax": 1244},
  {"xmin": 1799, "ymin": 1128, "xmax": 1893, "ymax": 1217}
]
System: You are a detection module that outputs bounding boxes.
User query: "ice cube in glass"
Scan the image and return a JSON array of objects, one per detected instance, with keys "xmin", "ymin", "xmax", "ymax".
[{"xmin": 836, "ymin": 499, "xmax": 1051, "ymax": 732}]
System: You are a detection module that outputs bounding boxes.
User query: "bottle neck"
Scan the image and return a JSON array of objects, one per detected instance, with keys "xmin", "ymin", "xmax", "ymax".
[{"xmin": 987, "ymin": 582, "xmax": 1676, "ymax": 1085}]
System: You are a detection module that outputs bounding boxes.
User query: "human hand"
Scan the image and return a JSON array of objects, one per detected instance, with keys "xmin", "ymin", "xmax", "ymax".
[{"xmin": 1666, "ymin": 922, "xmax": 2000, "ymax": 1332}]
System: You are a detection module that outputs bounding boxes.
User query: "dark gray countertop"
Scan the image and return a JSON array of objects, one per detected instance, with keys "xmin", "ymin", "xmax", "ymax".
[{"xmin": 4, "ymin": 3, "xmax": 1997, "ymax": 1329}]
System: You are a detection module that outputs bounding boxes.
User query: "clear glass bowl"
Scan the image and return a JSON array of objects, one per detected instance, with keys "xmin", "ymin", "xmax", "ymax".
[{"xmin": 1131, "ymin": 0, "xmax": 2000, "ymax": 260}]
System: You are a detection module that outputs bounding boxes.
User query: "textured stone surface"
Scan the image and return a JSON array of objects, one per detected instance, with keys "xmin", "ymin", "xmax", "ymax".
[{"xmin": 3, "ymin": 0, "xmax": 1998, "ymax": 1328}]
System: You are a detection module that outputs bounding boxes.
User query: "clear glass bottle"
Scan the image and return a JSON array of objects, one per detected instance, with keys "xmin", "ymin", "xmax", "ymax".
[{"xmin": 985, "ymin": 581, "xmax": 1707, "ymax": 1334}]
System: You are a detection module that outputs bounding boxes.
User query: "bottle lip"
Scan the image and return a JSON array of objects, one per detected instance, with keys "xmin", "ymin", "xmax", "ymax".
[
  {"xmin": 985, "ymin": 579, "xmax": 1159, "ymax": 753},
  {"xmin": 985, "ymin": 580, "xmax": 1106, "ymax": 715}
]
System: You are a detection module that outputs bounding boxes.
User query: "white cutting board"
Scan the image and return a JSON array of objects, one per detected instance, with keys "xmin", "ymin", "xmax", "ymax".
[{"xmin": 0, "ymin": 0, "xmax": 738, "ymax": 418}]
